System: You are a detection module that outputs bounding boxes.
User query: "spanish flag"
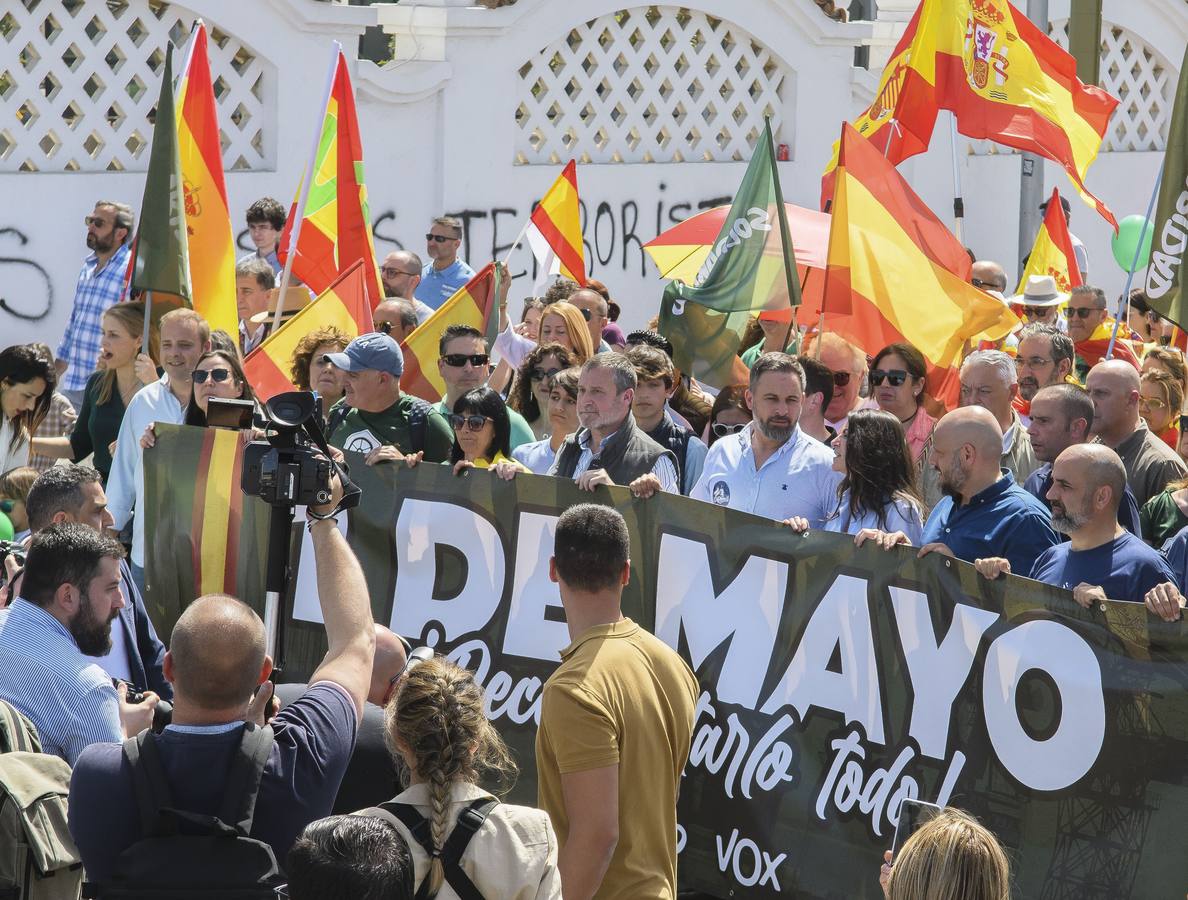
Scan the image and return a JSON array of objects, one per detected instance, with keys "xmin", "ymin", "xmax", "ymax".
[
  {"xmin": 821, "ymin": 0, "xmax": 1118, "ymax": 227},
  {"xmin": 176, "ymin": 22, "xmax": 238, "ymax": 336},
  {"xmin": 243, "ymin": 259, "xmax": 374, "ymax": 402},
  {"xmin": 278, "ymin": 49, "xmax": 384, "ymax": 310},
  {"xmin": 813, "ymin": 124, "xmax": 1018, "ymax": 407},
  {"xmin": 1016, "ymin": 188, "xmax": 1083, "ymax": 295},
  {"xmin": 399, "ymin": 263, "xmax": 498, "ymax": 402},
  {"xmin": 525, "ymin": 161, "xmax": 586, "ymax": 287}
]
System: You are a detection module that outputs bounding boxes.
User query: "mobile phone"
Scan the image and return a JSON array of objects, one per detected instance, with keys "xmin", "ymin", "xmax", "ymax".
[
  {"xmin": 206, "ymin": 397, "xmax": 256, "ymax": 430},
  {"xmin": 891, "ymin": 799, "xmax": 942, "ymax": 857}
]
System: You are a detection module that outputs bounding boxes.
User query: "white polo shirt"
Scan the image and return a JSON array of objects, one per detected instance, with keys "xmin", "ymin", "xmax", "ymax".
[{"xmin": 690, "ymin": 422, "xmax": 840, "ymax": 523}]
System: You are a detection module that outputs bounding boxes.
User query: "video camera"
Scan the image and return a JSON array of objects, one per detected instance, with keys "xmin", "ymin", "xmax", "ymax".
[{"xmin": 243, "ymin": 391, "xmax": 360, "ymax": 511}]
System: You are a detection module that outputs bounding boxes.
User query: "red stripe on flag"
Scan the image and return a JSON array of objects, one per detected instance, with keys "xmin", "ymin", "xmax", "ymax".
[
  {"xmin": 242, "ymin": 348, "xmax": 295, "ymax": 404},
  {"xmin": 180, "ymin": 29, "xmax": 227, "ymax": 199},
  {"xmin": 528, "ymin": 212, "xmax": 586, "ymax": 284}
]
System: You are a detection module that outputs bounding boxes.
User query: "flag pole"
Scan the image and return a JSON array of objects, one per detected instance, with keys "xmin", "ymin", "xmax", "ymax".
[
  {"xmin": 274, "ymin": 42, "xmax": 341, "ymax": 333},
  {"xmin": 1106, "ymin": 163, "xmax": 1163, "ymax": 359},
  {"xmin": 949, "ymin": 113, "xmax": 965, "ymax": 242},
  {"xmin": 502, "ymin": 216, "xmax": 532, "ymax": 267}
]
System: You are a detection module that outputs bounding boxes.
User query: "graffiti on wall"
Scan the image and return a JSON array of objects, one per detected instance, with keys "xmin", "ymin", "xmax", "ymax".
[{"xmin": 0, "ymin": 228, "xmax": 53, "ymax": 323}]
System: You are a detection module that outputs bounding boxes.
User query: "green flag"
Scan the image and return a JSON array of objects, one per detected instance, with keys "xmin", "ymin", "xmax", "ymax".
[
  {"xmin": 658, "ymin": 119, "xmax": 799, "ymax": 388},
  {"xmin": 1146, "ymin": 44, "xmax": 1188, "ymax": 329},
  {"xmin": 129, "ymin": 43, "xmax": 191, "ymax": 301}
]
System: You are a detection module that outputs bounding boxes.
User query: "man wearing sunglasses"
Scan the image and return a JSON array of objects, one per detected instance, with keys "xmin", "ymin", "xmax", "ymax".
[
  {"xmin": 379, "ymin": 250, "xmax": 434, "ymax": 324},
  {"xmin": 414, "ymin": 217, "xmax": 476, "ymax": 311},
  {"xmin": 372, "ymin": 298, "xmax": 420, "ymax": 344},
  {"xmin": 326, "ymin": 333, "xmax": 453, "ymax": 465},
  {"xmin": 1010, "ymin": 274, "xmax": 1067, "ymax": 334},
  {"xmin": 815, "ymin": 333, "xmax": 869, "ymax": 430},
  {"xmin": 969, "ymin": 259, "xmax": 1008, "ymax": 295},
  {"xmin": 569, "ymin": 288, "xmax": 614, "ymax": 353},
  {"xmin": 57, "ymin": 200, "xmax": 135, "ymax": 409},
  {"xmin": 433, "ymin": 324, "xmax": 535, "ymax": 450}
]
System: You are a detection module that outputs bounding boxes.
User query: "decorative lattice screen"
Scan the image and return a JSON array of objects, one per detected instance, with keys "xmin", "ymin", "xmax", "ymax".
[
  {"xmin": 514, "ymin": 6, "xmax": 787, "ymax": 165},
  {"xmin": 0, "ymin": 0, "xmax": 273, "ymax": 173},
  {"xmin": 971, "ymin": 20, "xmax": 1174, "ymax": 155}
]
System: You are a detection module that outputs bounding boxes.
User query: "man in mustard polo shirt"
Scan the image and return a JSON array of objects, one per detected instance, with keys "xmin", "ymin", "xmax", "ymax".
[{"xmin": 536, "ymin": 504, "xmax": 698, "ymax": 900}]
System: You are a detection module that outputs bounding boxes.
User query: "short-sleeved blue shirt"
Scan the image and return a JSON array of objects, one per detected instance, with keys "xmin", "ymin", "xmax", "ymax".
[
  {"xmin": 69, "ymin": 682, "xmax": 358, "ymax": 882},
  {"xmin": 922, "ymin": 470, "xmax": 1060, "ymax": 574},
  {"xmin": 1029, "ymin": 531, "xmax": 1175, "ymax": 603},
  {"xmin": 414, "ymin": 258, "xmax": 476, "ymax": 309}
]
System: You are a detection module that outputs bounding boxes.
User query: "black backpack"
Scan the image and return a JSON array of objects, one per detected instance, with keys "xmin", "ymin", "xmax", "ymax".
[
  {"xmin": 376, "ymin": 797, "xmax": 498, "ymax": 900},
  {"xmin": 328, "ymin": 399, "xmax": 430, "ymax": 455},
  {"xmin": 88, "ymin": 725, "xmax": 284, "ymax": 899}
]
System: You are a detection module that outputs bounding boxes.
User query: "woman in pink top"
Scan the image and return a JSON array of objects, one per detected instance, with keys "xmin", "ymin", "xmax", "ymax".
[{"xmin": 870, "ymin": 343, "xmax": 936, "ymax": 471}]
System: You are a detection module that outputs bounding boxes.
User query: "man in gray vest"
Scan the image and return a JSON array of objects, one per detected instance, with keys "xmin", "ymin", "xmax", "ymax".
[{"xmin": 548, "ymin": 353, "xmax": 678, "ymax": 492}]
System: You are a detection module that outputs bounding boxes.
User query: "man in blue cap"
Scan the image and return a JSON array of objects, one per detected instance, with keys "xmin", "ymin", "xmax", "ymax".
[{"xmin": 326, "ymin": 333, "xmax": 453, "ymax": 464}]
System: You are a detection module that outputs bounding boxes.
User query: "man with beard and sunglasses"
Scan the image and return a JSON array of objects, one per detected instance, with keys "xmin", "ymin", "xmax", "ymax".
[
  {"xmin": 974, "ymin": 445, "xmax": 1172, "ymax": 607},
  {"xmin": 859, "ymin": 407, "xmax": 1058, "ymax": 575},
  {"xmin": 0, "ymin": 522, "xmax": 156, "ymax": 763},
  {"xmin": 683, "ymin": 353, "xmax": 839, "ymax": 523}
]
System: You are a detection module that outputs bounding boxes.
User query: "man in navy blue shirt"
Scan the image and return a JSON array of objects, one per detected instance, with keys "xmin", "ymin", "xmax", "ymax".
[
  {"xmin": 975, "ymin": 445, "xmax": 1174, "ymax": 607},
  {"xmin": 69, "ymin": 474, "xmax": 376, "ymax": 881},
  {"xmin": 859, "ymin": 406, "xmax": 1059, "ymax": 574},
  {"xmin": 1024, "ymin": 383, "xmax": 1142, "ymax": 534}
]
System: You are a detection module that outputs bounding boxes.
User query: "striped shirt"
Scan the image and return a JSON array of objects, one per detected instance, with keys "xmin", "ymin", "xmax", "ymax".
[
  {"xmin": 29, "ymin": 391, "xmax": 78, "ymax": 472},
  {"xmin": 0, "ymin": 599, "xmax": 122, "ymax": 764},
  {"xmin": 56, "ymin": 243, "xmax": 132, "ymax": 393}
]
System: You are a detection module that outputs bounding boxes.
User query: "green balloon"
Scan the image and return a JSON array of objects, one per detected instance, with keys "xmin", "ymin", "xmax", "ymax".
[
  {"xmin": 0, "ymin": 511, "xmax": 15, "ymax": 542},
  {"xmin": 1111, "ymin": 214, "xmax": 1154, "ymax": 273}
]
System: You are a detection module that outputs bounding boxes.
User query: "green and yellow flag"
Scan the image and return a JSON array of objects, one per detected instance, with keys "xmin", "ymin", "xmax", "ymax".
[
  {"xmin": 1146, "ymin": 44, "xmax": 1188, "ymax": 330},
  {"xmin": 658, "ymin": 120, "xmax": 798, "ymax": 388}
]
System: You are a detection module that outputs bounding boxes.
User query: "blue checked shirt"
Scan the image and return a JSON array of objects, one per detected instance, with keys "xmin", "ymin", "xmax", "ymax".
[
  {"xmin": 0, "ymin": 599, "xmax": 122, "ymax": 764},
  {"xmin": 56, "ymin": 243, "xmax": 132, "ymax": 393}
]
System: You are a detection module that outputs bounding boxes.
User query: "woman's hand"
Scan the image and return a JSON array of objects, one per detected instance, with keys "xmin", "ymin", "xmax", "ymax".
[{"xmin": 452, "ymin": 459, "xmax": 475, "ymax": 477}]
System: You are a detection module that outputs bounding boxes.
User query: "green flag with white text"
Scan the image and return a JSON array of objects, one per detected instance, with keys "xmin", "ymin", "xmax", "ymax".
[
  {"xmin": 659, "ymin": 119, "xmax": 798, "ymax": 388},
  {"xmin": 1146, "ymin": 44, "xmax": 1188, "ymax": 329},
  {"xmin": 129, "ymin": 43, "xmax": 191, "ymax": 301}
]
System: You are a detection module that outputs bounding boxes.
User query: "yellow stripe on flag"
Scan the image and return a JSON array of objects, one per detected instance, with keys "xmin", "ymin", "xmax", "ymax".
[{"xmin": 199, "ymin": 427, "xmax": 239, "ymax": 594}]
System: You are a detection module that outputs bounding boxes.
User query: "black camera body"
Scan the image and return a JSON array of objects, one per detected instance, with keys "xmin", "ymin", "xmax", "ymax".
[{"xmin": 242, "ymin": 392, "xmax": 334, "ymax": 508}]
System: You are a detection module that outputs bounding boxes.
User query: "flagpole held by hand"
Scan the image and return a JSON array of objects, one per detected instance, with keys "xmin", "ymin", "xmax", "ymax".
[
  {"xmin": 1106, "ymin": 163, "xmax": 1163, "ymax": 360},
  {"xmin": 275, "ymin": 42, "xmax": 341, "ymax": 333},
  {"xmin": 142, "ymin": 291, "xmax": 153, "ymax": 356}
]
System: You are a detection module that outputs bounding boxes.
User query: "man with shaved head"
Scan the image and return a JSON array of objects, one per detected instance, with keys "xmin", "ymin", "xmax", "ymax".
[
  {"xmin": 70, "ymin": 474, "xmax": 377, "ymax": 883},
  {"xmin": 860, "ymin": 406, "xmax": 1058, "ymax": 574},
  {"xmin": 568, "ymin": 287, "xmax": 613, "ymax": 352},
  {"xmin": 1087, "ymin": 359, "xmax": 1186, "ymax": 508},
  {"xmin": 975, "ymin": 444, "xmax": 1173, "ymax": 606}
]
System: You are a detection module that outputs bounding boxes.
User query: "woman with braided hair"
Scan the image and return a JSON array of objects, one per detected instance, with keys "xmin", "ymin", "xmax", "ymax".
[{"xmin": 362, "ymin": 655, "xmax": 561, "ymax": 899}]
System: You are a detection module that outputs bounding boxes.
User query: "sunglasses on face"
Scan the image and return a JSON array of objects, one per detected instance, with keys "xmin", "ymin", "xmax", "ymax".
[
  {"xmin": 870, "ymin": 369, "xmax": 908, "ymax": 387},
  {"xmin": 1069, "ymin": 306, "xmax": 1103, "ymax": 319},
  {"xmin": 1139, "ymin": 397, "xmax": 1168, "ymax": 410},
  {"xmin": 1023, "ymin": 306, "xmax": 1054, "ymax": 317},
  {"xmin": 381, "ymin": 267, "xmax": 418, "ymax": 278},
  {"xmin": 83, "ymin": 215, "xmax": 111, "ymax": 227},
  {"xmin": 425, "ymin": 233, "xmax": 458, "ymax": 244},
  {"xmin": 442, "ymin": 353, "xmax": 489, "ymax": 368},
  {"xmin": 376, "ymin": 321, "xmax": 395, "ymax": 335},
  {"xmin": 712, "ymin": 421, "xmax": 747, "ymax": 437},
  {"xmin": 578, "ymin": 307, "xmax": 592, "ymax": 321},
  {"xmin": 192, "ymin": 368, "xmax": 233, "ymax": 384},
  {"xmin": 832, "ymin": 371, "xmax": 852, "ymax": 388},
  {"xmin": 382, "ymin": 645, "xmax": 435, "ymax": 707},
  {"xmin": 972, "ymin": 277, "xmax": 1005, "ymax": 291},
  {"xmin": 530, "ymin": 367, "xmax": 562, "ymax": 383},
  {"xmin": 450, "ymin": 414, "xmax": 492, "ymax": 431}
]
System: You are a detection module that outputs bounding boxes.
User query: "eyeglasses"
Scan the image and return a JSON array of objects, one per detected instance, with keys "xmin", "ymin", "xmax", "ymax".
[
  {"xmin": 972, "ymin": 277, "xmax": 1005, "ymax": 291},
  {"xmin": 1069, "ymin": 306, "xmax": 1104, "ymax": 319},
  {"xmin": 578, "ymin": 308, "xmax": 592, "ymax": 321},
  {"xmin": 450, "ymin": 414, "xmax": 492, "ymax": 431},
  {"xmin": 1015, "ymin": 356, "xmax": 1054, "ymax": 370},
  {"xmin": 832, "ymin": 371, "xmax": 852, "ymax": 388},
  {"xmin": 381, "ymin": 266, "xmax": 419, "ymax": 278},
  {"xmin": 425, "ymin": 233, "xmax": 458, "ymax": 243},
  {"xmin": 530, "ymin": 367, "xmax": 562, "ymax": 383},
  {"xmin": 376, "ymin": 321, "xmax": 395, "ymax": 335},
  {"xmin": 442, "ymin": 353, "xmax": 489, "ymax": 368},
  {"xmin": 870, "ymin": 369, "xmax": 908, "ymax": 387},
  {"xmin": 83, "ymin": 215, "xmax": 111, "ymax": 227},
  {"xmin": 712, "ymin": 421, "xmax": 747, "ymax": 437},
  {"xmin": 192, "ymin": 368, "xmax": 233, "ymax": 384},
  {"xmin": 1139, "ymin": 397, "xmax": 1168, "ymax": 410},
  {"xmin": 1023, "ymin": 306, "xmax": 1055, "ymax": 317}
]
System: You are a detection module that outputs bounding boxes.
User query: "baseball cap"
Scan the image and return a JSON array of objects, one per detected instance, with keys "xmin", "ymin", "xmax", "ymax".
[{"xmin": 326, "ymin": 332, "xmax": 404, "ymax": 377}]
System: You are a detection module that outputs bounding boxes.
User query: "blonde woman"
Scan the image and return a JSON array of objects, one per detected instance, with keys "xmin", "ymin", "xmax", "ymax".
[
  {"xmin": 880, "ymin": 807, "xmax": 1010, "ymax": 900},
  {"xmin": 362, "ymin": 656, "xmax": 560, "ymax": 899},
  {"xmin": 31, "ymin": 303, "xmax": 157, "ymax": 482}
]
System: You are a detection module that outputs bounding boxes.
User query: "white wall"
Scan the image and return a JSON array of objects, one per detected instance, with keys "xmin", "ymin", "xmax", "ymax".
[{"xmin": 0, "ymin": 0, "xmax": 1179, "ymax": 351}]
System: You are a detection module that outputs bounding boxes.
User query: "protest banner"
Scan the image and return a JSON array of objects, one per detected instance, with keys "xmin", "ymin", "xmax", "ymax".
[{"xmin": 146, "ymin": 424, "xmax": 1188, "ymax": 898}]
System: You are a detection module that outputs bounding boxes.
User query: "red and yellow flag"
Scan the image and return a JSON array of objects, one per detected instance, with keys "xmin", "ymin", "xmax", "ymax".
[
  {"xmin": 811, "ymin": 124, "xmax": 1018, "ymax": 407},
  {"xmin": 821, "ymin": 0, "xmax": 1118, "ymax": 227},
  {"xmin": 243, "ymin": 259, "xmax": 374, "ymax": 402},
  {"xmin": 526, "ymin": 160, "xmax": 585, "ymax": 286},
  {"xmin": 176, "ymin": 23, "xmax": 238, "ymax": 336},
  {"xmin": 399, "ymin": 264, "xmax": 497, "ymax": 402},
  {"xmin": 1015, "ymin": 188, "xmax": 1083, "ymax": 295},
  {"xmin": 278, "ymin": 50, "xmax": 384, "ymax": 310}
]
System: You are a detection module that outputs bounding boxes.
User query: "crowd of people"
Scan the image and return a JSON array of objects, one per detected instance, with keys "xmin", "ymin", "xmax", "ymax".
[{"xmin": 0, "ymin": 194, "xmax": 1180, "ymax": 896}]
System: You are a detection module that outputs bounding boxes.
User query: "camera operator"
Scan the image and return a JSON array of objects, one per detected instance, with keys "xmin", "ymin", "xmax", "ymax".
[
  {"xmin": 0, "ymin": 522, "xmax": 155, "ymax": 764},
  {"xmin": 68, "ymin": 469, "xmax": 377, "ymax": 884},
  {"xmin": 21, "ymin": 464, "xmax": 171, "ymax": 700}
]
